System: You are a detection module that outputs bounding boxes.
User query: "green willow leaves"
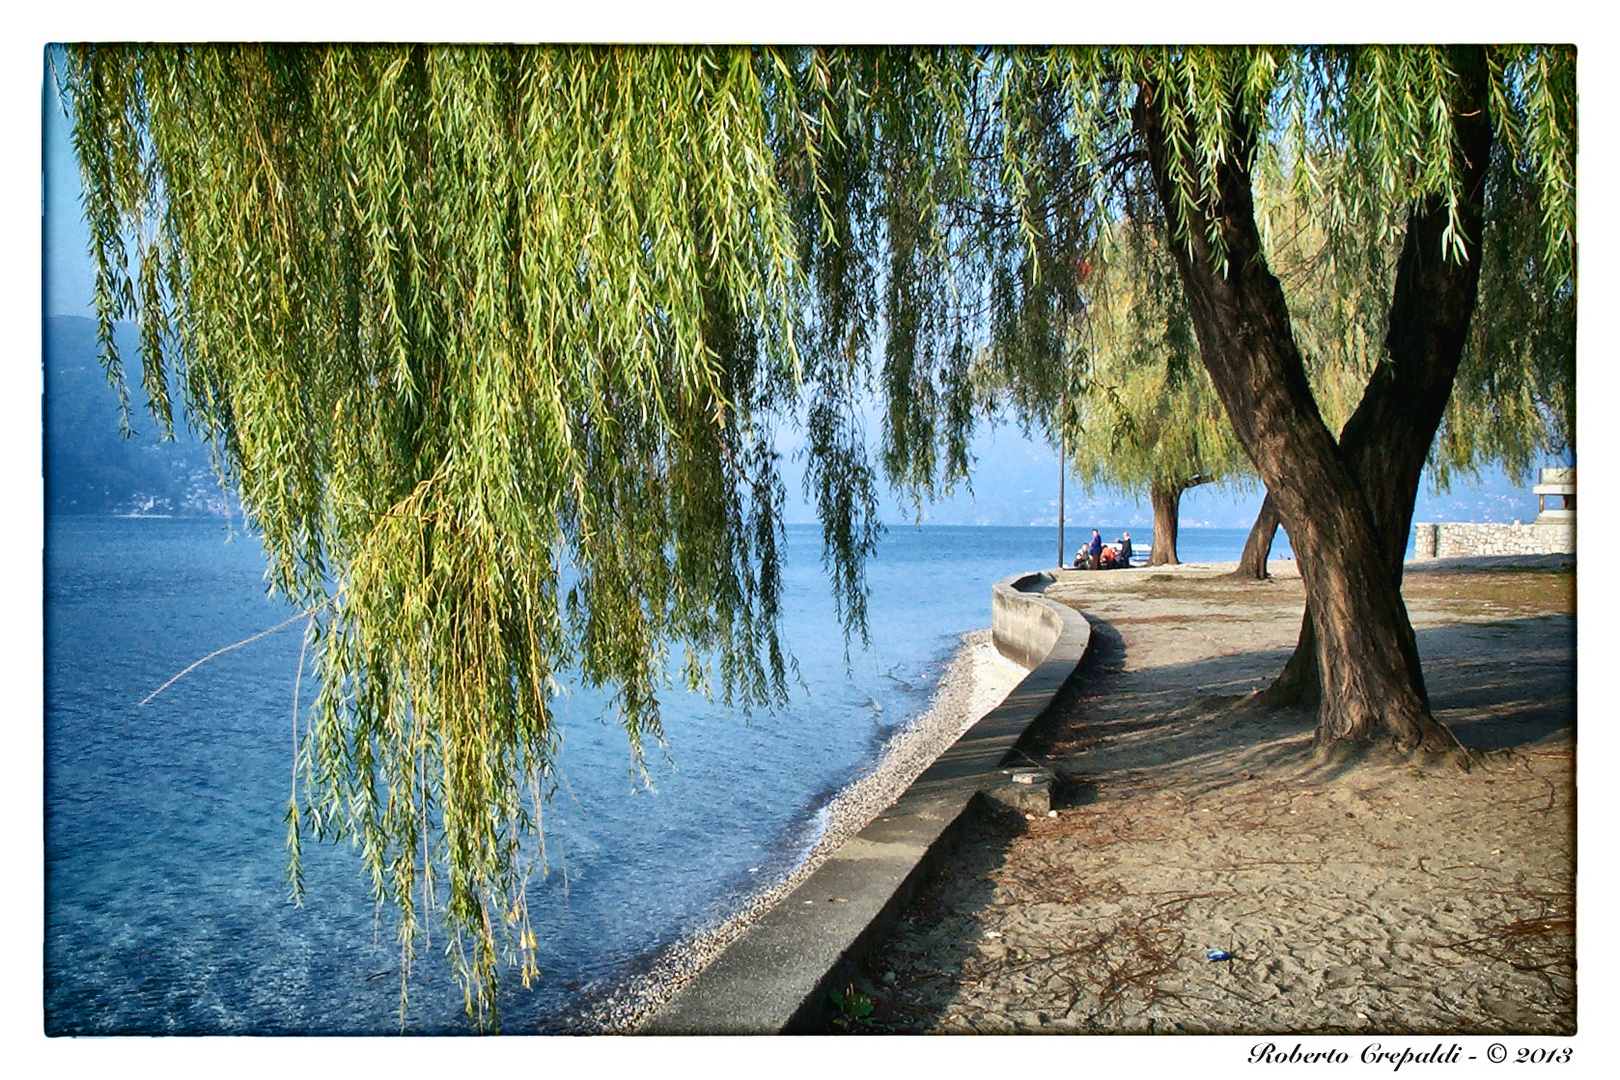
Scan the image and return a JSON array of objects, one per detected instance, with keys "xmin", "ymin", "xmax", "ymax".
[{"xmin": 66, "ymin": 45, "xmax": 824, "ymax": 1026}]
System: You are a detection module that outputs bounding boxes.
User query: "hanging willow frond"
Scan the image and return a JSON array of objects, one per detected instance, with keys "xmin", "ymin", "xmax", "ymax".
[
  {"xmin": 63, "ymin": 43, "xmax": 824, "ymax": 1028},
  {"xmin": 1056, "ymin": 212, "xmax": 1252, "ymax": 501}
]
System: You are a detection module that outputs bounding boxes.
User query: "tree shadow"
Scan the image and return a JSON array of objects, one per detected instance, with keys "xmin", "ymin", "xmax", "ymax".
[
  {"xmin": 1418, "ymin": 615, "xmax": 1575, "ymax": 752},
  {"xmin": 840, "ymin": 609, "xmax": 1574, "ymax": 1032},
  {"xmin": 839, "ymin": 796, "xmax": 1031, "ymax": 1033}
]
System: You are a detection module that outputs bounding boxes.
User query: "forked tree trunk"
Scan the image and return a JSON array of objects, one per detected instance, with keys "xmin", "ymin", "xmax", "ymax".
[
  {"xmin": 1148, "ymin": 484, "xmax": 1183, "ymax": 565},
  {"xmin": 1231, "ymin": 492, "xmax": 1281, "ymax": 580},
  {"xmin": 1132, "ymin": 61, "xmax": 1489, "ymax": 751},
  {"xmin": 1261, "ymin": 50, "xmax": 1494, "ymax": 720}
]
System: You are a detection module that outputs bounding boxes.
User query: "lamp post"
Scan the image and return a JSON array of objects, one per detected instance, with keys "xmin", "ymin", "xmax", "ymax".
[{"xmin": 1057, "ymin": 426, "xmax": 1066, "ymax": 569}]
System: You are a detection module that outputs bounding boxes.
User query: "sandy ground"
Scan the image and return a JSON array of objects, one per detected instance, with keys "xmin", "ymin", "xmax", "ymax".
[
  {"xmin": 593, "ymin": 629, "xmax": 1028, "ymax": 1032},
  {"xmin": 850, "ymin": 557, "xmax": 1576, "ymax": 1035}
]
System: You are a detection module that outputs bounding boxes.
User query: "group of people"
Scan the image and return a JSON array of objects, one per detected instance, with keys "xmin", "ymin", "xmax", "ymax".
[{"xmin": 1072, "ymin": 528, "xmax": 1133, "ymax": 571}]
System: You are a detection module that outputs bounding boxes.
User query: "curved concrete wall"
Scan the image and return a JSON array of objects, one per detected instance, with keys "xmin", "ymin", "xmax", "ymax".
[
  {"xmin": 992, "ymin": 570, "xmax": 1067, "ymax": 671},
  {"xmin": 640, "ymin": 571, "xmax": 1091, "ymax": 1034}
]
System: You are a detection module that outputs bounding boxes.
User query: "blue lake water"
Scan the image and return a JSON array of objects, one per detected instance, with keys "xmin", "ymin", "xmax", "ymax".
[{"xmin": 44, "ymin": 517, "xmax": 1278, "ymax": 1034}]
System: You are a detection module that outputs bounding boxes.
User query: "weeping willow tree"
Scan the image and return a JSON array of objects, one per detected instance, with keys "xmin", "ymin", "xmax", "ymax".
[
  {"xmin": 62, "ymin": 45, "xmax": 849, "ymax": 1027},
  {"xmin": 1053, "ymin": 213, "xmax": 1251, "ymax": 566},
  {"xmin": 61, "ymin": 43, "xmax": 1575, "ymax": 1026},
  {"xmin": 58, "ymin": 43, "xmax": 1086, "ymax": 1027},
  {"xmin": 1226, "ymin": 49, "xmax": 1579, "ymax": 705}
]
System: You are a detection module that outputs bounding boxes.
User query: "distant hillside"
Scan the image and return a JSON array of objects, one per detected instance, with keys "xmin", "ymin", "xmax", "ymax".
[{"xmin": 44, "ymin": 316, "xmax": 232, "ymax": 517}]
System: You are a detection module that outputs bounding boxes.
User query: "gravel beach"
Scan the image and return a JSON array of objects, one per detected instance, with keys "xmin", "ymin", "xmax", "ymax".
[{"xmin": 574, "ymin": 628, "xmax": 1029, "ymax": 1033}]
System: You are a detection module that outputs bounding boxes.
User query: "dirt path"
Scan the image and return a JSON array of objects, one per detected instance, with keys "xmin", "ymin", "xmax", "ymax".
[{"xmin": 849, "ymin": 559, "xmax": 1575, "ymax": 1035}]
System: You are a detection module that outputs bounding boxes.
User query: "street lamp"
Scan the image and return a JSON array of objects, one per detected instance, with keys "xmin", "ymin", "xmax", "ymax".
[{"xmin": 1057, "ymin": 425, "xmax": 1066, "ymax": 569}]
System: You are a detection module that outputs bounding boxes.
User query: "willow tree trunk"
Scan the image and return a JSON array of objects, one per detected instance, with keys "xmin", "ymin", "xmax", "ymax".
[
  {"xmin": 1132, "ymin": 56, "xmax": 1490, "ymax": 750},
  {"xmin": 1148, "ymin": 484, "xmax": 1184, "ymax": 565},
  {"xmin": 1261, "ymin": 48, "xmax": 1494, "ymax": 715},
  {"xmin": 1231, "ymin": 492, "xmax": 1280, "ymax": 580}
]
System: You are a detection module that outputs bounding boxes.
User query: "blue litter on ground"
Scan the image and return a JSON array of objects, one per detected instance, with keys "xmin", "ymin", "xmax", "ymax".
[{"xmin": 1205, "ymin": 950, "xmax": 1233, "ymax": 962}]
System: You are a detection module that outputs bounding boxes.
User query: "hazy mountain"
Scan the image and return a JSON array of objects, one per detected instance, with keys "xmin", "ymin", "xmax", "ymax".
[
  {"xmin": 44, "ymin": 316, "xmax": 231, "ymax": 517},
  {"xmin": 778, "ymin": 409, "xmax": 1552, "ymax": 530}
]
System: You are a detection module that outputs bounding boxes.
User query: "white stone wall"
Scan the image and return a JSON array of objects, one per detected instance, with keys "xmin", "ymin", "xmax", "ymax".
[
  {"xmin": 1414, "ymin": 523, "xmax": 1438, "ymax": 559},
  {"xmin": 1411, "ymin": 521, "xmax": 1576, "ymax": 559}
]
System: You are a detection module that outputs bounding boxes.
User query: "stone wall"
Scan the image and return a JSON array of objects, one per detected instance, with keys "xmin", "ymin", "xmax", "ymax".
[{"xmin": 1412, "ymin": 520, "xmax": 1576, "ymax": 559}]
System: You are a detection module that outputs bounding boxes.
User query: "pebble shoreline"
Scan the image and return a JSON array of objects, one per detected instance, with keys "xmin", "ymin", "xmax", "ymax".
[{"xmin": 566, "ymin": 628, "xmax": 1027, "ymax": 1034}]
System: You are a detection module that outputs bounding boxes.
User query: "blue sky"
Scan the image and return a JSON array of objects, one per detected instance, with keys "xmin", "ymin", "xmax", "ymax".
[{"xmin": 43, "ymin": 57, "xmax": 93, "ymax": 323}]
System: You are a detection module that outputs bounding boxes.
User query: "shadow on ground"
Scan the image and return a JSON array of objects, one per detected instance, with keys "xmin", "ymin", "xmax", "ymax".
[
  {"xmin": 1419, "ymin": 615, "xmax": 1575, "ymax": 751},
  {"xmin": 836, "ymin": 604, "xmax": 1574, "ymax": 1034}
]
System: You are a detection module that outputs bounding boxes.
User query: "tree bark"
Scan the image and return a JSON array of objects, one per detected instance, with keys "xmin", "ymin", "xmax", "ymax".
[
  {"xmin": 1260, "ymin": 48, "xmax": 1494, "ymax": 721},
  {"xmin": 1148, "ymin": 484, "xmax": 1183, "ymax": 565},
  {"xmin": 1148, "ymin": 475, "xmax": 1213, "ymax": 565},
  {"xmin": 1131, "ymin": 64, "xmax": 1487, "ymax": 751},
  {"xmin": 1231, "ymin": 492, "xmax": 1280, "ymax": 580}
]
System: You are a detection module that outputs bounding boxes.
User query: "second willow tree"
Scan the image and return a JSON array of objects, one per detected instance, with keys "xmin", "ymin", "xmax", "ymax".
[
  {"xmin": 1059, "ymin": 215, "xmax": 1247, "ymax": 567},
  {"xmin": 1055, "ymin": 170, "xmax": 1373, "ymax": 567}
]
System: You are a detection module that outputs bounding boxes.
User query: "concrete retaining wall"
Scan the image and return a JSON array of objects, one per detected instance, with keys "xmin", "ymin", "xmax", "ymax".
[
  {"xmin": 991, "ymin": 570, "xmax": 1066, "ymax": 670},
  {"xmin": 640, "ymin": 570, "xmax": 1091, "ymax": 1034},
  {"xmin": 1413, "ymin": 520, "xmax": 1576, "ymax": 560}
]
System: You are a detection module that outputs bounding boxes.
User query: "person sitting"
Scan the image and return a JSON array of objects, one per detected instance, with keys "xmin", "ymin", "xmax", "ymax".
[
  {"xmin": 1072, "ymin": 548, "xmax": 1087, "ymax": 569},
  {"xmin": 1099, "ymin": 544, "xmax": 1118, "ymax": 569}
]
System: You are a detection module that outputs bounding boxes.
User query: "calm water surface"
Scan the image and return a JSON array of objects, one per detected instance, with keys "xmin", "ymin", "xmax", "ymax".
[{"xmin": 44, "ymin": 518, "xmax": 1270, "ymax": 1034}]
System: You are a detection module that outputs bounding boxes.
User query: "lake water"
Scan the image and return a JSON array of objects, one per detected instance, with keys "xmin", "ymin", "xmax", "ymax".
[{"xmin": 43, "ymin": 517, "xmax": 1279, "ymax": 1034}]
